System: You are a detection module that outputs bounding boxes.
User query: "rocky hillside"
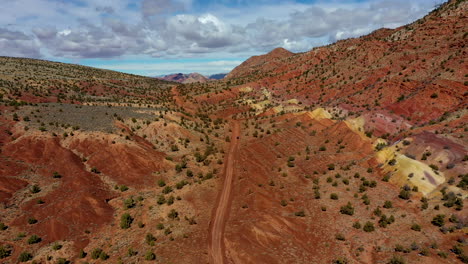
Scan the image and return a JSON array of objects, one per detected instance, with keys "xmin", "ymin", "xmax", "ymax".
[
  {"xmin": 226, "ymin": 0, "xmax": 467, "ymax": 125},
  {"xmin": 0, "ymin": 1, "xmax": 466, "ymax": 264}
]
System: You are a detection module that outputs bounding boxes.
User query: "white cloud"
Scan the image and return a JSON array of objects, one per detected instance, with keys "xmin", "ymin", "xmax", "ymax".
[{"xmin": 0, "ymin": 0, "xmax": 440, "ymax": 60}]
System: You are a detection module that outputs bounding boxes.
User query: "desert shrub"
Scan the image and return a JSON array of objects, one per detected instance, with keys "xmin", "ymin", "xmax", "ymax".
[
  {"xmin": 167, "ymin": 209, "xmax": 178, "ymax": 220},
  {"xmin": 157, "ymin": 195, "xmax": 166, "ymax": 205},
  {"xmin": 56, "ymin": 258, "xmax": 69, "ymax": 264},
  {"xmin": 120, "ymin": 213, "xmax": 133, "ymax": 229},
  {"xmin": 146, "ymin": 233, "xmax": 156, "ymax": 246},
  {"xmin": 18, "ymin": 252, "xmax": 32, "ymax": 262},
  {"xmin": 175, "ymin": 180, "xmax": 188, "ymax": 189},
  {"xmin": 91, "ymin": 248, "xmax": 103, "ymax": 259},
  {"xmin": 78, "ymin": 249, "xmax": 86, "ymax": 258},
  {"xmin": 145, "ymin": 251, "xmax": 156, "ymax": 260},
  {"xmin": 157, "ymin": 179, "xmax": 166, "ymax": 187},
  {"xmin": 27, "ymin": 235, "xmax": 41, "ymax": 244},
  {"xmin": 340, "ymin": 202, "xmax": 354, "ymax": 215},
  {"xmin": 0, "ymin": 245, "xmax": 11, "ymax": 258},
  {"xmin": 30, "ymin": 184, "xmax": 41, "ymax": 193},
  {"xmin": 330, "ymin": 193, "xmax": 339, "ymax": 200},
  {"xmin": 52, "ymin": 242, "xmax": 62, "ymax": 250},
  {"xmin": 388, "ymin": 255, "xmax": 406, "ymax": 264},
  {"xmin": 399, "ymin": 188, "xmax": 411, "ymax": 200},
  {"xmin": 295, "ymin": 211, "xmax": 306, "ymax": 217},
  {"xmin": 162, "ymin": 186, "xmax": 173, "ymax": 194},
  {"xmin": 335, "ymin": 233, "xmax": 345, "ymax": 241},
  {"xmin": 123, "ymin": 197, "xmax": 136, "ymax": 209},
  {"xmin": 431, "ymin": 214, "xmax": 445, "ymax": 227},
  {"xmin": 28, "ymin": 217, "xmax": 38, "ymax": 224},
  {"xmin": 167, "ymin": 196, "xmax": 175, "ymax": 205},
  {"xmin": 383, "ymin": 201, "xmax": 393, "ymax": 208},
  {"xmin": 363, "ymin": 221, "xmax": 375, "ymax": 232},
  {"xmin": 127, "ymin": 248, "xmax": 137, "ymax": 256},
  {"xmin": 353, "ymin": 222, "xmax": 361, "ymax": 229},
  {"xmin": 411, "ymin": 223, "xmax": 421, "ymax": 231},
  {"xmin": 332, "ymin": 257, "xmax": 349, "ymax": 264},
  {"xmin": 99, "ymin": 251, "xmax": 109, "ymax": 260}
]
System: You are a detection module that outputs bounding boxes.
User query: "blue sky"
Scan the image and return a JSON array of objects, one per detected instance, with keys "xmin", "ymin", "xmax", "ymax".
[{"xmin": 1, "ymin": 0, "xmax": 443, "ymax": 76}]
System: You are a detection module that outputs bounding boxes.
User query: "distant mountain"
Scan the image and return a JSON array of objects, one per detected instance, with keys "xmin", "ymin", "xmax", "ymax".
[
  {"xmin": 157, "ymin": 72, "xmax": 227, "ymax": 83},
  {"xmin": 208, "ymin": 73, "xmax": 227, "ymax": 80},
  {"xmin": 157, "ymin": 73, "xmax": 208, "ymax": 83}
]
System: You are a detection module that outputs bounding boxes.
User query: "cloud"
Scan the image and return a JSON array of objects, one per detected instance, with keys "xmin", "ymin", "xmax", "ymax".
[
  {"xmin": 141, "ymin": 0, "xmax": 185, "ymax": 17},
  {"xmin": 0, "ymin": 0, "xmax": 439, "ymax": 61},
  {"xmin": 0, "ymin": 27, "xmax": 41, "ymax": 58}
]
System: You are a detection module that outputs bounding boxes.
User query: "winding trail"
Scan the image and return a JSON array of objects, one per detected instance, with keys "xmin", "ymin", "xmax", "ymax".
[{"xmin": 209, "ymin": 121, "xmax": 240, "ymax": 264}]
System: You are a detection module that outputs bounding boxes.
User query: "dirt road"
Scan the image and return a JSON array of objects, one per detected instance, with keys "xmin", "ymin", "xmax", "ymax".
[{"xmin": 209, "ymin": 121, "xmax": 240, "ymax": 264}]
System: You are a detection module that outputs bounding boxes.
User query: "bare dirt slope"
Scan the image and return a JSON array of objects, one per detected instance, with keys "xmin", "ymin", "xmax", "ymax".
[{"xmin": 209, "ymin": 121, "xmax": 240, "ymax": 264}]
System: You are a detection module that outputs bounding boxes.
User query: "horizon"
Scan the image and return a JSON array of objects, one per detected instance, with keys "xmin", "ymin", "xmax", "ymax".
[{"xmin": 1, "ymin": 0, "xmax": 445, "ymax": 76}]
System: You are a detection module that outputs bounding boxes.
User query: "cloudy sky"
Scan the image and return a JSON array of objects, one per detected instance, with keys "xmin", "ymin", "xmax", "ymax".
[{"xmin": 1, "ymin": 0, "xmax": 443, "ymax": 76}]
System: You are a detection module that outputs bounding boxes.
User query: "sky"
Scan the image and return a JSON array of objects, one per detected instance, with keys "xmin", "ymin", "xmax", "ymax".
[{"xmin": 0, "ymin": 0, "xmax": 445, "ymax": 76}]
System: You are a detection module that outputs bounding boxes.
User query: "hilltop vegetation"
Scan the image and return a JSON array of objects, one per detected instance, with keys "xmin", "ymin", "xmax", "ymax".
[{"xmin": 0, "ymin": 1, "xmax": 466, "ymax": 263}]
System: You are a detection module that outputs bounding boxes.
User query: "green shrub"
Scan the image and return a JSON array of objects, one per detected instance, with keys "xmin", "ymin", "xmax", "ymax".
[
  {"xmin": 383, "ymin": 201, "xmax": 393, "ymax": 208},
  {"xmin": 18, "ymin": 252, "xmax": 32, "ymax": 262},
  {"xmin": 91, "ymin": 248, "xmax": 103, "ymax": 259},
  {"xmin": 294, "ymin": 211, "xmax": 306, "ymax": 217},
  {"xmin": 330, "ymin": 193, "xmax": 339, "ymax": 200},
  {"xmin": 363, "ymin": 221, "xmax": 375, "ymax": 232},
  {"xmin": 157, "ymin": 195, "xmax": 166, "ymax": 205},
  {"xmin": 353, "ymin": 222, "xmax": 361, "ymax": 229},
  {"xmin": 340, "ymin": 202, "xmax": 354, "ymax": 215},
  {"xmin": 99, "ymin": 251, "xmax": 109, "ymax": 260},
  {"xmin": 388, "ymin": 255, "xmax": 405, "ymax": 264},
  {"xmin": 120, "ymin": 213, "xmax": 133, "ymax": 229},
  {"xmin": 162, "ymin": 186, "xmax": 173, "ymax": 194},
  {"xmin": 157, "ymin": 179, "xmax": 166, "ymax": 187},
  {"xmin": 56, "ymin": 258, "xmax": 69, "ymax": 264},
  {"xmin": 399, "ymin": 189, "xmax": 411, "ymax": 200},
  {"xmin": 123, "ymin": 197, "xmax": 136, "ymax": 209},
  {"xmin": 335, "ymin": 233, "xmax": 345, "ymax": 241},
  {"xmin": 78, "ymin": 249, "xmax": 86, "ymax": 258},
  {"xmin": 145, "ymin": 233, "xmax": 156, "ymax": 246},
  {"xmin": 145, "ymin": 251, "xmax": 156, "ymax": 260},
  {"xmin": 52, "ymin": 242, "xmax": 62, "ymax": 250},
  {"xmin": 30, "ymin": 184, "xmax": 41, "ymax": 194},
  {"xmin": 127, "ymin": 248, "xmax": 137, "ymax": 256},
  {"xmin": 27, "ymin": 235, "xmax": 41, "ymax": 244},
  {"xmin": 0, "ymin": 245, "xmax": 11, "ymax": 259},
  {"xmin": 167, "ymin": 209, "xmax": 178, "ymax": 220},
  {"xmin": 411, "ymin": 223, "xmax": 421, "ymax": 231},
  {"xmin": 166, "ymin": 196, "xmax": 175, "ymax": 205},
  {"xmin": 431, "ymin": 214, "xmax": 445, "ymax": 227},
  {"xmin": 332, "ymin": 257, "xmax": 349, "ymax": 264}
]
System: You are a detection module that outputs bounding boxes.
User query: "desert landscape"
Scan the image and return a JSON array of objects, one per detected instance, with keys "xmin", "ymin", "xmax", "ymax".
[{"xmin": 0, "ymin": 0, "xmax": 467, "ymax": 263}]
